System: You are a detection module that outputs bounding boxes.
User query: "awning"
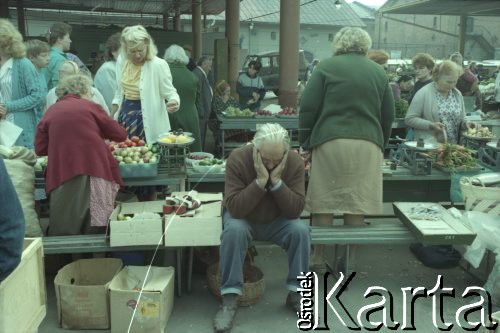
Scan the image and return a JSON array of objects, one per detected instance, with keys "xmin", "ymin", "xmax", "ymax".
[{"xmin": 382, "ymin": 0, "xmax": 500, "ymax": 16}]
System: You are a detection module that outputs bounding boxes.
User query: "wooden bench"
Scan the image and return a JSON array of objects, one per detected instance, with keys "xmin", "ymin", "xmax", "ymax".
[{"xmin": 41, "ymin": 217, "xmax": 415, "ymax": 296}]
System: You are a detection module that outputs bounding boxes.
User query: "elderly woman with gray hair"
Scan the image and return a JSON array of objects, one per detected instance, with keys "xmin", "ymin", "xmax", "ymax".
[
  {"xmin": 163, "ymin": 44, "xmax": 202, "ymax": 152},
  {"xmin": 299, "ymin": 27, "xmax": 395, "ymax": 274},
  {"xmin": 35, "ymin": 74, "xmax": 127, "ymax": 235}
]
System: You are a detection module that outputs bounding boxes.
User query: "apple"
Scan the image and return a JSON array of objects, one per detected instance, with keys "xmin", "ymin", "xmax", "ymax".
[
  {"xmin": 120, "ymin": 150, "xmax": 128, "ymax": 157},
  {"xmin": 131, "ymin": 136, "xmax": 140, "ymax": 143},
  {"xmin": 124, "ymin": 156, "xmax": 133, "ymax": 163},
  {"xmin": 108, "ymin": 143, "xmax": 115, "ymax": 152},
  {"xmin": 117, "ymin": 213, "xmax": 125, "ymax": 221},
  {"xmin": 131, "ymin": 160, "xmax": 138, "ymax": 164},
  {"xmin": 143, "ymin": 157, "xmax": 150, "ymax": 163},
  {"xmin": 150, "ymin": 156, "xmax": 157, "ymax": 163},
  {"xmin": 138, "ymin": 159, "xmax": 144, "ymax": 164},
  {"xmin": 115, "ymin": 156, "xmax": 124, "ymax": 162},
  {"xmin": 137, "ymin": 140, "xmax": 146, "ymax": 147}
]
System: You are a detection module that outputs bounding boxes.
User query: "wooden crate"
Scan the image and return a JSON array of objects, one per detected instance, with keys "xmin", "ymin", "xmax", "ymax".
[
  {"xmin": 393, "ymin": 202, "xmax": 477, "ymax": 245},
  {"xmin": 0, "ymin": 238, "xmax": 46, "ymax": 333}
]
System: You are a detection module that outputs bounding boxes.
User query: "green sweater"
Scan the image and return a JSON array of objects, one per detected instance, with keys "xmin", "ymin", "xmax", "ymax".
[{"xmin": 299, "ymin": 54, "xmax": 395, "ymax": 151}]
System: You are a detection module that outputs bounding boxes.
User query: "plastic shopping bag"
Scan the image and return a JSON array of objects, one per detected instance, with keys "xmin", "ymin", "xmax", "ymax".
[
  {"xmin": 0, "ymin": 120, "xmax": 23, "ymax": 147},
  {"xmin": 463, "ymin": 211, "xmax": 500, "ymax": 268}
]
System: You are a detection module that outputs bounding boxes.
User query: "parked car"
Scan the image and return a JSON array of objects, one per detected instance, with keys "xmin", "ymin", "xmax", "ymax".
[{"xmin": 240, "ymin": 50, "xmax": 308, "ymax": 95}]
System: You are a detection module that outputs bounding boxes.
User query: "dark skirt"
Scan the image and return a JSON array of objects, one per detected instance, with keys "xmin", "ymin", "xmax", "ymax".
[
  {"xmin": 118, "ymin": 99, "xmax": 146, "ymax": 141},
  {"xmin": 48, "ymin": 175, "xmax": 102, "ymax": 235}
]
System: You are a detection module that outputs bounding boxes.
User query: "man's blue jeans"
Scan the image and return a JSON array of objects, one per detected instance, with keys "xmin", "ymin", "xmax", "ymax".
[
  {"xmin": 0, "ymin": 158, "xmax": 25, "ymax": 282},
  {"xmin": 219, "ymin": 210, "xmax": 310, "ymax": 295}
]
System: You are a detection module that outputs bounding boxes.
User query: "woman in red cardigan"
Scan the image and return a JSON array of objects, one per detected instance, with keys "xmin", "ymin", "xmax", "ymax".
[{"xmin": 35, "ymin": 74, "xmax": 127, "ymax": 235}]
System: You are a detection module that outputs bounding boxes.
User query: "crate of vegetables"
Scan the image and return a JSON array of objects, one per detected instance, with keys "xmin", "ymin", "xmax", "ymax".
[{"xmin": 113, "ymin": 146, "xmax": 159, "ymax": 178}]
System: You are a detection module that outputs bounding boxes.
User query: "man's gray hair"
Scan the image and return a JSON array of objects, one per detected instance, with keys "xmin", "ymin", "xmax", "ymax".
[
  {"xmin": 164, "ymin": 44, "xmax": 189, "ymax": 65},
  {"xmin": 252, "ymin": 123, "xmax": 290, "ymax": 149}
]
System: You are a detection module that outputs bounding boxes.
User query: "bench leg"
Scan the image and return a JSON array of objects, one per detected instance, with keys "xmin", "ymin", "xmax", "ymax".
[
  {"xmin": 176, "ymin": 248, "xmax": 182, "ymax": 297},
  {"xmin": 345, "ymin": 245, "xmax": 350, "ymax": 276},
  {"xmin": 187, "ymin": 247, "xmax": 194, "ymax": 294}
]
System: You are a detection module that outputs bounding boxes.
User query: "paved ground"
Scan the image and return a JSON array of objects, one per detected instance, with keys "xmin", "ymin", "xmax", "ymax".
[{"xmin": 39, "ymin": 243, "xmax": 498, "ymax": 333}]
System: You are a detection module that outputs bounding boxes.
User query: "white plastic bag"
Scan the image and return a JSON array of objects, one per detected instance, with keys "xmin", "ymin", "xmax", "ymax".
[
  {"xmin": 484, "ymin": 253, "xmax": 500, "ymax": 305},
  {"xmin": 463, "ymin": 211, "xmax": 500, "ymax": 268},
  {"xmin": 0, "ymin": 120, "xmax": 23, "ymax": 147}
]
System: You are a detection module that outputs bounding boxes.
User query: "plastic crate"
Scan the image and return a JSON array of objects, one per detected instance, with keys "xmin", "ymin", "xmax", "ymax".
[{"xmin": 119, "ymin": 158, "xmax": 159, "ymax": 178}]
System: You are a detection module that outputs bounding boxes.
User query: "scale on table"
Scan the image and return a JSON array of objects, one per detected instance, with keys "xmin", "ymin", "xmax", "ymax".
[
  {"xmin": 478, "ymin": 140, "xmax": 500, "ymax": 171},
  {"xmin": 390, "ymin": 139, "xmax": 437, "ymax": 175}
]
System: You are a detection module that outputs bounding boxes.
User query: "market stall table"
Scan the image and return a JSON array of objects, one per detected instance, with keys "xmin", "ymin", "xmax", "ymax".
[
  {"xmin": 217, "ymin": 114, "xmax": 298, "ymax": 156},
  {"xmin": 186, "ymin": 163, "xmax": 454, "ymax": 202}
]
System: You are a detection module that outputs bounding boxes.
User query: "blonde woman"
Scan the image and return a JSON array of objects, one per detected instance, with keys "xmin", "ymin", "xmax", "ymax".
[
  {"xmin": 0, "ymin": 19, "xmax": 45, "ymax": 149},
  {"xmin": 405, "ymin": 60, "xmax": 472, "ymax": 144},
  {"xmin": 45, "ymin": 60, "xmax": 109, "ymax": 113},
  {"xmin": 35, "ymin": 74, "xmax": 126, "ymax": 235},
  {"xmin": 300, "ymin": 27, "xmax": 395, "ymax": 274},
  {"xmin": 112, "ymin": 25, "xmax": 180, "ymax": 144}
]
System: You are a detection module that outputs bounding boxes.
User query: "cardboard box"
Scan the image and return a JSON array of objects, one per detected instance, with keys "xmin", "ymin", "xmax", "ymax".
[
  {"xmin": 109, "ymin": 266, "xmax": 175, "ymax": 333},
  {"xmin": 0, "ymin": 238, "xmax": 46, "ymax": 333},
  {"xmin": 164, "ymin": 192, "xmax": 223, "ymax": 247},
  {"xmin": 54, "ymin": 258, "xmax": 122, "ymax": 329},
  {"xmin": 393, "ymin": 202, "xmax": 477, "ymax": 245},
  {"xmin": 110, "ymin": 201, "xmax": 165, "ymax": 247}
]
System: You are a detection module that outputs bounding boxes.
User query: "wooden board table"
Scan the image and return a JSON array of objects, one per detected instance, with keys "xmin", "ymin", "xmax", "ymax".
[{"xmin": 393, "ymin": 202, "xmax": 476, "ymax": 245}]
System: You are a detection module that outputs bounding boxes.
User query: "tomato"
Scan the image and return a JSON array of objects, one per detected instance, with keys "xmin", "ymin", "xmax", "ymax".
[
  {"xmin": 137, "ymin": 140, "xmax": 146, "ymax": 146},
  {"xmin": 108, "ymin": 144, "xmax": 115, "ymax": 152},
  {"xmin": 131, "ymin": 136, "xmax": 140, "ymax": 143},
  {"xmin": 118, "ymin": 142, "xmax": 127, "ymax": 148},
  {"xmin": 124, "ymin": 139, "xmax": 133, "ymax": 146},
  {"xmin": 130, "ymin": 142, "xmax": 137, "ymax": 147}
]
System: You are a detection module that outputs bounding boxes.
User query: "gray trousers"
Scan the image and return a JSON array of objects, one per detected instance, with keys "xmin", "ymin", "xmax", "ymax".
[{"xmin": 219, "ymin": 210, "xmax": 311, "ymax": 295}]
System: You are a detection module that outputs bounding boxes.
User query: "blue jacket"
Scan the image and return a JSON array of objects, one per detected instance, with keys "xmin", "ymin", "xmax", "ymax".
[
  {"xmin": 0, "ymin": 158, "xmax": 25, "ymax": 282},
  {"xmin": 6, "ymin": 58, "xmax": 46, "ymax": 149}
]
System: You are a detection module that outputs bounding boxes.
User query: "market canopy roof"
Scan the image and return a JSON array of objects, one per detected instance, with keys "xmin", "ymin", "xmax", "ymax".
[
  {"xmin": 7, "ymin": 0, "xmax": 228, "ymax": 15},
  {"xmin": 381, "ymin": 0, "xmax": 500, "ymax": 16}
]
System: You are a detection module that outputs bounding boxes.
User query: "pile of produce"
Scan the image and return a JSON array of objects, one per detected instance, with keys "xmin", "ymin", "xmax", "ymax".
[
  {"xmin": 157, "ymin": 133, "xmax": 191, "ymax": 144},
  {"xmin": 465, "ymin": 127, "xmax": 494, "ymax": 139},
  {"xmin": 111, "ymin": 136, "xmax": 145, "ymax": 149},
  {"xmin": 394, "ymin": 99, "xmax": 409, "ymax": 118},
  {"xmin": 256, "ymin": 109, "xmax": 274, "ymax": 116},
  {"xmin": 278, "ymin": 107, "xmax": 298, "ymax": 116},
  {"xmin": 431, "ymin": 144, "xmax": 476, "ymax": 171},
  {"xmin": 197, "ymin": 158, "xmax": 224, "ymax": 166},
  {"xmin": 112, "ymin": 146, "xmax": 158, "ymax": 164},
  {"xmin": 479, "ymin": 78, "xmax": 496, "ymax": 95},
  {"xmin": 224, "ymin": 106, "xmax": 254, "ymax": 117}
]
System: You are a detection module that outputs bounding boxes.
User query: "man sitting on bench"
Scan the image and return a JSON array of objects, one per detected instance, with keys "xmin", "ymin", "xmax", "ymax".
[{"xmin": 213, "ymin": 123, "xmax": 310, "ymax": 333}]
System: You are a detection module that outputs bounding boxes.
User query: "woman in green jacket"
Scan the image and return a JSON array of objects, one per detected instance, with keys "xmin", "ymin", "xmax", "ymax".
[
  {"xmin": 164, "ymin": 44, "xmax": 202, "ymax": 152},
  {"xmin": 300, "ymin": 27, "xmax": 395, "ymax": 274}
]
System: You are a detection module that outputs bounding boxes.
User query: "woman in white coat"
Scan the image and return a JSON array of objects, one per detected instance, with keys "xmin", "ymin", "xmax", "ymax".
[{"xmin": 112, "ymin": 25, "xmax": 180, "ymax": 145}]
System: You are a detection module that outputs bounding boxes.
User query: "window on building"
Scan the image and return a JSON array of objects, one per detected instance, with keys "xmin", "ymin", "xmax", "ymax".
[
  {"xmin": 271, "ymin": 31, "xmax": 276, "ymax": 40},
  {"xmin": 384, "ymin": 21, "xmax": 388, "ymax": 32},
  {"xmin": 433, "ymin": 17, "xmax": 437, "ymax": 28},
  {"xmin": 328, "ymin": 33, "xmax": 334, "ymax": 42}
]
